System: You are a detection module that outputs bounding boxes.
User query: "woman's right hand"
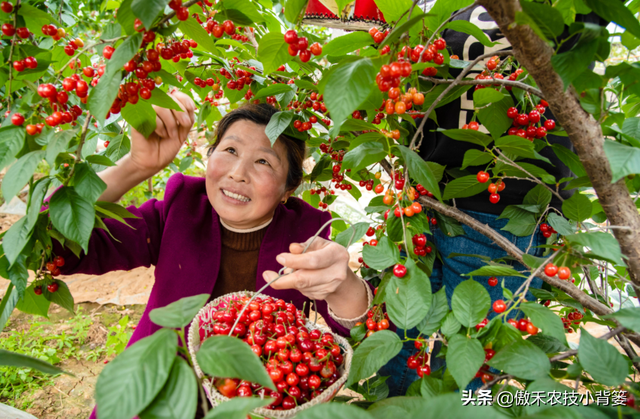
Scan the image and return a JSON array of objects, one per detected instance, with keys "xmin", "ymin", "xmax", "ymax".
[{"xmin": 129, "ymin": 90, "xmax": 196, "ymax": 175}]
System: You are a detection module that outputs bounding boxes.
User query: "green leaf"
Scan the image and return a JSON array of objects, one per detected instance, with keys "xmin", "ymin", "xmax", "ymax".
[
  {"xmin": 499, "ymin": 206, "xmax": 538, "ymax": 237},
  {"xmin": 144, "ymin": 89, "xmax": 183, "ymax": 112},
  {"xmin": 203, "ymin": 397, "xmax": 273, "ymax": 419},
  {"xmin": 44, "ymin": 280, "xmax": 75, "ymax": 314},
  {"xmin": 440, "ymin": 129, "xmax": 493, "ymax": 147},
  {"xmin": 373, "ymin": 0, "xmax": 413, "ymax": 22},
  {"xmin": 71, "ymin": 163, "xmax": 107, "ymax": 203},
  {"xmin": 444, "ymin": 20, "xmax": 497, "ymax": 47},
  {"xmin": 551, "ymin": 144, "xmax": 586, "ymax": 177},
  {"xmin": 3, "ymin": 217, "xmax": 32, "ymax": 266},
  {"xmin": 296, "ymin": 403, "xmax": 373, "ymax": 419},
  {"xmin": 561, "ymin": 193, "xmax": 592, "ymax": 222},
  {"xmin": 495, "ymin": 135, "xmax": 536, "ymax": 159},
  {"xmin": 551, "ymin": 38, "xmax": 599, "ymax": 89},
  {"xmin": 473, "ymin": 88, "xmax": 505, "ymax": 107},
  {"xmin": 342, "ymin": 143, "xmax": 387, "ymax": 173},
  {"xmin": 339, "ymin": 118, "xmax": 379, "ymax": 133},
  {"xmin": 417, "ymin": 288, "xmax": 449, "ymax": 336},
  {"xmin": 446, "ymin": 335, "xmax": 485, "ymax": 390},
  {"xmin": 583, "ymin": 0, "xmax": 640, "ymax": 39},
  {"xmin": 523, "ymin": 184, "xmax": 552, "ymax": 210},
  {"xmin": 362, "ymin": 236, "xmax": 400, "ymax": 270},
  {"xmin": 478, "ymin": 95, "xmax": 514, "ymax": 139},
  {"xmin": 564, "ymin": 232, "xmax": 623, "ymax": 265},
  {"xmin": 0, "ymin": 126, "xmax": 26, "ymax": 172},
  {"xmin": 284, "ymin": 0, "xmax": 308, "ymax": 24},
  {"xmin": 461, "ymin": 148, "xmax": 493, "ymax": 169},
  {"xmin": 139, "ymin": 357, "xmax": 197, "ymax": 419},
  {"xmin": 49, "ymin": 187, "xmax": 96, "ymax": 253},
  {"xmin": 396, "ymin": 145, "xmax": 442, "ymax": 201},
  {"xmin": 104, "ymin": 134, "xmax": 131, "ymax": 162},
  {"xmin": 221, "ymin": 0, "xmax": 264, "ymax": 24},
  {"xmin": 578, "ymin": 327, "xmax": 628, "ymax": 386},
  {"xmin": 440, "ymin": 312, "xmax": 462, "ymax": 337},
  {"xmin": 254, "ymin": 84, "xmax": 295, "ymax": 100},
  {"xmin": 131, "ymin": 0, "xmax": 170, "ymax": 31},
  {"xmin": 346, "ymin": 330, "xmax": 402, "ymax": 388},
  {"xmin": 258, "ymin": 32, "xmax": 290, "ymax": 75},
  {"xmin": 466, "ymin": 265, "xmax": 526, "ymax": 278},
  {"xmin": 519, "ymin": 1, "xmax": 564, "ymax": 40},
  {"xmin": 263, "ymin": 111, "xmax": 293, "ymax": 147},
  {"xmin": 0, "ymin": 349, "xmax": 66, "ymax": 375},
  {"xmin": 546, "ymin": 212, "xmax": 576, "ymax": 236},
  {"xmin": 520, "ymin": 302, "xmax": 568, "ymax": 345},
  {"xmin": 89, "ymin": 71, "xmax": 124, "ymax": 123},
  {"xmin": 106, "ymin": 33, "xmax": 144, "ymax": 78},
  {"xmin": 46, "ymin": 130, "xmax": 77, "ymax": 167},
  {"xmin": 488, "ymin": 339, "xmax": 551, "ymax": 380},
  {"xmin": 604, "ymin": 308, "xmax": 640, "ymax": 334},
  {"xmin": 149, "ymin": 294, "xmax": 210, "ymax": 329},
  {"xmin": 385, "ymin": 258, "xmax": 432, "ymax": 330},
  {"xmin": 603, "ymin": 140, "xmax": 640, "ymax": 183},
  {"xmin": 179, "ymin": 18, "xmax": 218, "ymax": 55},
  {"xmin": 324, "ymin": 59, "xmax": 376, "ymax": 125},
  {"xmin": 443, "ymin": 175, "xmax": 488, "ymax": 200},
  {"xmin": 17, "ymin": 4, "xmax": 57, "ymax": 35},
  {"xmin": 380, "ymin": 13, "xmax": 427, "ymax": 49},
  {"xmin": 96, "ymin": 328, "xmax": 177, "ymax": 419},
  {"xmin": 16, "ymin": 283, "xmax": 50, "ymax": 317},
  {"xmin": 116, "ymin": 0, "xmax": 136, "ymax": 34},
  {"xmin": 323, "ymin": 32, "xmax": 373, "ymax": 57},
  {"xmin": 526, "ymin": 334, "xmax": 569, "ymax": 354},
  {"xmin": 335, "ymin": 222, "xmax": 369, "ymax": 249},
  {"xmin": 197, "ymin": 335, "xmax": 275, "ymax": 391},
  {"xmin": 2, "ymin": 150, "xmax": 45, "ymax": 200},
  {"xmin": 0, "ymin": 283, "xmax": 18, "ymax": 329},
  {"xmin": 87, "ymin": 154, "xmax": 117, "ymax": 167},
  {"xmin": 122, "ymin": 100, "xmax": 157, "ymax": 139},
  {"xmin": 451, "ymin": 279, "xmax": 490, "ymax": 328}
]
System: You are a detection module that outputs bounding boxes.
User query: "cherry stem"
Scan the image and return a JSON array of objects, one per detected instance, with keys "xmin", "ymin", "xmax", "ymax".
[{"xmin": 228, "ymin": 218, "xmax": 356, "ymax": 337}]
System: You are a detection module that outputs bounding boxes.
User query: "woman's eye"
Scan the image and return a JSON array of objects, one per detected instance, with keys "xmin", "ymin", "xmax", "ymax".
[
  {"xmin": 225, "ymin": 147, "xmax": 236, "ymax": 154},
  {"xmin": 258, "ymin": 159, "xmax": 270, "ymax": 165}
]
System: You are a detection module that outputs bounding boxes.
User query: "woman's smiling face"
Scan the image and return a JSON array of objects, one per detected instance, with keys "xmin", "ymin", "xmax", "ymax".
[{"xmin": 206, "ymin": 119, "xmax": 292, "ymax": 229}]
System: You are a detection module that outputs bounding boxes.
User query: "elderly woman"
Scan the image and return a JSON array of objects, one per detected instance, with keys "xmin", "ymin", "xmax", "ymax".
[{"xmin": 60, "ymin": 93, "xmax": 371, "ymax": 418}]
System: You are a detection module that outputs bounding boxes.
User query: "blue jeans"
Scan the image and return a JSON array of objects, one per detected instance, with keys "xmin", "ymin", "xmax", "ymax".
[{"xmin": 378, "ymin": 209, "xmax": 546, "ymax": 396}]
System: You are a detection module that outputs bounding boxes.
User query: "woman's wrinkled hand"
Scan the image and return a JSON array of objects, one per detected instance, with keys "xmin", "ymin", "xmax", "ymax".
[
  {"xmin": 263, "ymin": 237, "xmax": 353, "ymax": 301},
  {"xmin": 129, "ymin": 90, "xmax": 196, "ymax": 175}
]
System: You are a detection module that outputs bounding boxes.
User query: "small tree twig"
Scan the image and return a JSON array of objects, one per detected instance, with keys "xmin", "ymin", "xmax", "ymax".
[
  {"xmin": 495, "ymin": 148, "xmax": 564, "ymax": 202},
  {"xmin": 6, "ymin": 0, "xmax": 20, "ymax": 109},
  {"xmin": 419, "ymin": 75, "xmax": 544, "ymax": 98}
]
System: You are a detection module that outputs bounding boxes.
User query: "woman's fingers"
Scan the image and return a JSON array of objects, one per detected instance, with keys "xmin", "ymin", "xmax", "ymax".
[
  {"xmin": 277, "ymin": 240, "xmax": 345, "ymax": 271},
  {"xmin": 155, "ymin": 106, "xmax": 180, "ymax": 140}
]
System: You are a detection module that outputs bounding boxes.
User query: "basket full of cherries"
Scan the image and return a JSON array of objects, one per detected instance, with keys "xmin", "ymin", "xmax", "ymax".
[{"xmin": 188, "ymin": 291, "xmax": 353, "ymax": 417}]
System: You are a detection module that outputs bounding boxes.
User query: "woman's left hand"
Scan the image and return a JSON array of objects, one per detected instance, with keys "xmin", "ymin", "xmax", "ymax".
[{"xmin": 263, "ymin": 237, "xmax": 353, "ymax": 301}]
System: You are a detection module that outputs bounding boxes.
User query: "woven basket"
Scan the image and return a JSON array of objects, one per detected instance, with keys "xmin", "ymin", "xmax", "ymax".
[{"xmin": 188, "ymin": 291, "xmax": 353, "ymax": 418}]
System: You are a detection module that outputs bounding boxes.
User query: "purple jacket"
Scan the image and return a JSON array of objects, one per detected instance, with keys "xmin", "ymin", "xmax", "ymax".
[{"xmin": 56, "ymin": 174, "xmax": 355, "ymax": 419}]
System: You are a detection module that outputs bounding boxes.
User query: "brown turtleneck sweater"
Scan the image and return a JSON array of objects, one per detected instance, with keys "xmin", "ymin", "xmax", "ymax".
[{"xmin": 209, "ymin": 222, "xmax": 269, "ymax": 300}]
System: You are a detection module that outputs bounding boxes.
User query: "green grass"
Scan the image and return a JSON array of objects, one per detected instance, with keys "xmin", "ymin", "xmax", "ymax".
[{"xmin": 0, "ymin": 306, "xmax": 133, "ymax": 409}]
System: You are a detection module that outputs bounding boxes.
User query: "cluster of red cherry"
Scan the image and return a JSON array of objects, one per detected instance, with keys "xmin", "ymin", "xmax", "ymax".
[
  {"xmin": 155, "ymin": 38, "xmax": 196, "ymax": 62},
  {"xmin": 474, "ymin": 347, "xmax": 497, "ymax": 383},
  {"xmin": 12, "ymin": 55, "xmax": 38, "ymax": 72},
  {"xmin": 283, "ymin": 30, "xmax": 322, "ymax": 62},
  {"xmin": 539, "ymin": 222, "xmax": 557, "ymax": 238},
  {"xmin": 201, "ymin": 296, "xmax": 344, "ymax": 410},
  {"xmin": 33, "ymin": 256, "xmax": 65, "ymax": 295},
  {"xmin": 544, "ymin": 263, "xmax": 572, "ymax": 281},
  {"xmin": 476, "ymin": 172, "xmax": 506, "ymax": 204},
  {"xmin": 330, "ymin": 163, "xmax": 354, "ymax": 192},
  {"xmin": 506, "ymin": 100, "xmax": 556, "ymax": 141},
  {"xmin": 375, "ymin": 60, "xmax": 412, "ymax": 94},
  {"xmin": 412, "ymin": 234, "xmax": 432, "ymax": 257},
  {"xmin": 203, "ymin": 18, "xmax": 238, "ymax": 39},
  {"xmin": 33, "ymin": 82, "xmax": 85, "ymax": 126},
  {"xmin": 221, "ymin": 67, "xmax": 255, "ymax": 91},
  {"xmin": 561, "ymin": 310, "xmax": 584, "ymax": 333},
  {"xmin": 407, "ymin": 338, "xmax": 432, "ymax": 377}
]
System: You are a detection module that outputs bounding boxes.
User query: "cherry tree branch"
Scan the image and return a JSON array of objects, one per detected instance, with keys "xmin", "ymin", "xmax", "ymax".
[
  {"xmin": 419, "ymin": 75, "xmax": 544, "ymax": 98},
  {"xmin": 408, "ymin": 50, "xmax": 514, "ymax": 150},
  {"xmin": 156, "ymin": 0, "xmax": 201, "ymax": 27},
  {"xmin": 476, "ymin": 0, "xmax": 640, "ymax": 297},
  {"xmin": 494, "ymin": 149, "xmax": 564, "ymax": 202},
  {"xmin": 6, "ymin": 0, "xmax": 20, "ymax": 109}
]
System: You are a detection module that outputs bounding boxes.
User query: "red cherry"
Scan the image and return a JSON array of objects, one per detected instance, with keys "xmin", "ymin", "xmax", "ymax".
[
  {"xmin": 16, "ymin": 27, "xmax": 30, "ymax": 39},
  {"xmin": 34, "ymin": 286, "xmax": 42, "ymax": 295},
  {"xmin": 24, "ymin": 56, "xmax": 37, "ymax": 69},
  {"xmin": 2, "ymin": 23, "xmax": 15, "ymax": 36},
  {"xmin": 493, "ymin": 299, "xmax": 506, "ymax": 313},
  {"xmin": 1, "ymin": 2, "xmax": 13, "ymax": 13},
  {"xmin": 103, "ymin": 46, "xmax": 115, "ymax": 59},
  {"xmin": 468, "ymin": 121, "xmax": 479, "ymax": 130},
  {"xmin": 476, "ymin": 171, "xmax": 490, "ymax": 183},
  {"xmin": 299, "ymin": 49, "xmax": 311, "ymax": 63},
  {"xmin": 416, "ymin": 365, "xmax": 431, "ymax": 377},
  {"xmin": 393, "ymin": 264, "xmax": 407, "ymax": 278},
  {"xmin": 558, "ymin": 267, "xmax": 571, "ymax": 280},
  {"xmin": 310, "ymin": 42, "xmax": 322, "ymax": 56},
  {"xmin": 434, "ymin": 38, "xmax": 446, "ymax": 50},
  {"xmin": 11, "ymin": 113, "xmax": 24, "ymax": 126},
  {"xmin": 489, "ymin": 193, "xmax": 500, "ymax": 204},
  {"xmin": 176, "ymin": 7, "xmax": 189, "ymax": 21},
  {"xmin": 544, "ymin": 263, "xmax": 558, "ymax": 277},
  {"xmin": 544, "ymin": 119, "xmax": 556, "ymax": 130},
  {"xmin": 484, "ymin": 348, "xmax": 496, "ymax": 361},
  {"xmin": 507, "ymin": 107, "xmax": 519, "ymax": 119},
  {"xmin": 528, "ymin": 110, "xmax": 540, "ymax": 123},
  {"xmin": 488, "ymin": 277, "xmax": 498, "ymax": 287},
  {"xmin": 168, "ymin": 0, "xmax": 182, "ymax": 9},
  {"xmin": 47, "ymin": 282, "xmax": 59, "ymax": 292},
  {"xmin": 12, "ymin": 60, "xmax": 25, "ymax": 72}
]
